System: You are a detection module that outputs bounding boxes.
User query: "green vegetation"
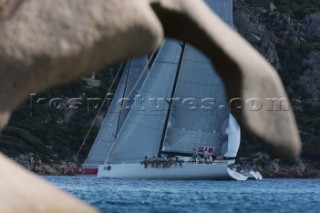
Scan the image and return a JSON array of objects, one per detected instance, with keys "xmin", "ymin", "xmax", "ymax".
[
  {"xmin": 0, "ymin": 64, "xmax": 124, "ymax": 162},
  {"xmin": 277, "ymin": 44, "xmax": 319, "ymax": 85},
  {"xmin": 273, "ymin": 0, "xmax": 320, "ymax": 18}
]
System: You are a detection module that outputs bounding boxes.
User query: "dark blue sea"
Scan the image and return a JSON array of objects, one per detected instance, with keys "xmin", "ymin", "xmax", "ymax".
[{"xmin": 45, "ymin": 177, "xmax": 320, "ymax": 213}]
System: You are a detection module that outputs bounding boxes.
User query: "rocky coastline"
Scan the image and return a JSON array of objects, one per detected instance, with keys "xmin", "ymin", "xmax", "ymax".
[
  {"xmin": 13, "ymin": 152, "xmax": 320, "ymax": 178},
  {"xmin": 238, "ymin": 152, "xmax": 320, "ymax": 179},
  {"xmin": 13, "ymin": 153, "xmax": 78, "ymax": 176}
]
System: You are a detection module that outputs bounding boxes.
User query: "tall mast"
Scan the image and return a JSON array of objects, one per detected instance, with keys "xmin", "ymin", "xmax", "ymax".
[{"xmin": 157, "ymin": 42, "xmax": 186, "ymax": 157}]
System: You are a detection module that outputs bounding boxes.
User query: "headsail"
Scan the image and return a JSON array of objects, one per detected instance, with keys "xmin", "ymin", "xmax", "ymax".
[
  {"xmin": 83, "ymin": 57, "xmax": 148, "ymax": 166},
  {"xmin": 161, "ymin": 44, "xmax": 229, "ymax": 155},
  {"xmin": 223, "ymin": 114, "xmax": 241, "ymax": 158},
  {"xmin": 118, "ymin": 57, "xmax": 149, "ymax": 128}
]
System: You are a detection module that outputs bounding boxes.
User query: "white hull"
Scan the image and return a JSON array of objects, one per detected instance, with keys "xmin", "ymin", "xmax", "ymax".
[{"xmin": 98, "ymin": 161, "xmax": 235, "ymax": 180}]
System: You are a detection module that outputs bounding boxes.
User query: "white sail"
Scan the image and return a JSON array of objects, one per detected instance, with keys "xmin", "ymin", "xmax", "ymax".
[
  {"xmin": 106, "ymin": 40, "xmax": 183, "ymax": 164},
  {"xmin": 83, "ymin": 57, "xmax": 148, "ymax": 166},
  {"xmin": 223, "ymin": 114, "xmax": 241, "ymax": 158}
]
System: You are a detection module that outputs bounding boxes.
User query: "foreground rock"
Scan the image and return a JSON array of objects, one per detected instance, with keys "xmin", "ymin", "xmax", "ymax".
[{"xmin": 0, "ymin": 153, "xmax": 99, "ymax": 213}]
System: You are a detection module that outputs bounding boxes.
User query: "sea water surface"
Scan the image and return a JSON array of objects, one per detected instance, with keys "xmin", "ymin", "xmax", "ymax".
[{"xmin": 45, "ymin": 177, "xmax": 320, "ymax": 213}]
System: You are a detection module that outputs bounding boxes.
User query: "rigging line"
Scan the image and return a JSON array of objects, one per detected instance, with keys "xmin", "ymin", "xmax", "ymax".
[
  {"xmin": 73, "ymin": 62, "xmax": 125, "ymax": 162},
  {"xmin": 121, "ymin": 41, "xmax": 164, "ymax": 105},
  {"xmin": 95, "ymin": 48, "xmax": 160, "ymax": 139},
  {"xmin": 104, "ymin": 42, "xmax": 164, "ymax": 164},
  {"xmin": 94, "ymin": 44, "xmax": 162, "ymax": 135}
]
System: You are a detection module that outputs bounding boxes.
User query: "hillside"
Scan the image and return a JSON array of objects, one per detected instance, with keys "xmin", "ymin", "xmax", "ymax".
[
  {"xmin": 0, "ymin": 64, "xmax": 124, "ymax": 163},
  {"xmin": 0, "ymin": 0, "xmax": 319, "ymax": 175},
  {"xmin": 234, "ymin": 0, "xmax": 320, "ymax": 164}
]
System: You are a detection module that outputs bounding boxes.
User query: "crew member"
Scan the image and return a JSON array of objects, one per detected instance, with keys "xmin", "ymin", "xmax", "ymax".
[{"xmin": 192, "ymin": 149, "xmax": 197, "ymax": 163}]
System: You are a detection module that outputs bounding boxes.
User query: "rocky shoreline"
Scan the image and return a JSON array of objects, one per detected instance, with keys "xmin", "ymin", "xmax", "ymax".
[
  {"xmin": 238, "ymin": 152, "xmax": 320, "ymax": 179},
  {"xmin": 13, "ymin": 152, "xmax": 320, "ymax": 178},
  {"xmin": 13, "ymin": 153, "xmax": 78, "ymax": 176}
]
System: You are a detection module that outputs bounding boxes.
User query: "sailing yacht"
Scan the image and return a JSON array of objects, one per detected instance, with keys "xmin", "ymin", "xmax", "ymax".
[
  {"xmin": 96, "ymin": 38, "xmax": 241, "ymax": 179},
  {"xmin": 95, "ymin": 0, "xmax": 241, "ymax": 179},
  {"xmin": 81, "ymin": 0, "xmax": 260, "ymax": 180}
]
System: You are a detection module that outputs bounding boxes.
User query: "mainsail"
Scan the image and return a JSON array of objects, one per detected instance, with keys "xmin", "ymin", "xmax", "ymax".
[
  {"xmin": 83, "ymin": 57, "xmax": 148, "ymax": 166},
  {"xmin": 161, "ymin": 44, "xmax": 230, "ymax": 155},
  {"xmin": 161, "ymin": 0, "xmax": 233, "ymax": 156}
]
